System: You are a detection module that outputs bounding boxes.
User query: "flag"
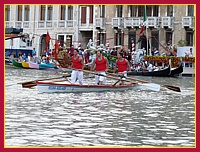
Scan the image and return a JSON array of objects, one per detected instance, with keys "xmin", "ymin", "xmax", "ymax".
[
  {"xmin": 139, "ymin": 6, "xmax": 147, "ymax": 35},
  {"xmin": 46, "ymin": 31, "xmax": 51, "ymax": 50}
]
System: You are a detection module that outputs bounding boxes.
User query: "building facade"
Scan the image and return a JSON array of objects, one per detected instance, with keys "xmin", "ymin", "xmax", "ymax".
[{"xmin": 5, "ymin": 4, "xmax": 195, "ymax": 56}]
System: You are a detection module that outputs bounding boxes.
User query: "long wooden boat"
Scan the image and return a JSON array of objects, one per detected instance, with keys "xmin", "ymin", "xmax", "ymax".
[
  {"xmin": 128, "ymin": 65, "xmax": 171, "ymax": 77},
  {"xmin": 22, "ymin": 61, "xmax": 30, "ymax": 68},
  {"xmin": 169, "ymin": 63, "xmax": 183, "ymax": 77},
  {"xmin": 12, "ymin": 59, "xmax": 22, "ymax": 67},
  {"xmin": 36, "ymin": 81, "xmax": 138, "ymax": 93}
]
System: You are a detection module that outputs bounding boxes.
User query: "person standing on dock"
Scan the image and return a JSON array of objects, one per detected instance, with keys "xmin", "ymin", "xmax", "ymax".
[
  {"xmin": 71, "ymin": 49, "xmax": 84, "ymax": 85},
  {"xmin": 91, "ymin": 50, "xmax": 109, "ymax": 85},
  {"xmin": 113, "ymin": 52, "xmax": 131, "ymax": 85}
]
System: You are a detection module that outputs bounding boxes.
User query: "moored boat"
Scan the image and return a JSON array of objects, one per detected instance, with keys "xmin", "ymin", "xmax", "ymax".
[
  {"xmin": 36, "ymin": 81, "xmax": 138, "ymax": 93},
  {"xmin": 169, "ymin": 63, "xmax": 183, "ymax": 77},
  {"xmin": 128, "ymin": 65, "xmax": 171, "ymax": 77},
  {"xmin": 22, "ymin": 61, "xmax": 30, "ymax": 68},
  {"xmin": 12, "ymin": 59, "xmax": 22, "ymax": 67},
  {"xmin": 29, "ymin": 61, "xmax": 40, "ymax": 69},
  {"xmin": 39, "ymin": 63, "xmax": 58, "ymax": 69}
]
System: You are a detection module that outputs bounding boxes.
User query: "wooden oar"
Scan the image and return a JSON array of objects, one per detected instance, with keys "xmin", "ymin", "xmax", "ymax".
[
  {"xmin": 81, "ymin": 69, "xmax": 160, "ymax": 91},
  {"xmin": 112, "ymin": 74, "xmax": 124, "ymax": 86},
  {"xmin": 18, "ymin": 74, "xmax": 71, "ymax": 88},
  {"xmin": 108, "ymin": 73, "xmax": 181, "ymax": 92}
]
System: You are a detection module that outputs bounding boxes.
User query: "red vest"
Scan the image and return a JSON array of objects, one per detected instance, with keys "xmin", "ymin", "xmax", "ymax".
[
  {"xmin": 117, "ymin": 58, "xmax": 127, "ymax": 72},
  {"xmin": 95, "ymin": 56, "xmax": 106, "ymax": 72},
  {"xmin": 72, "ymin": 56, "xmax": 82, "ymax": 69}
]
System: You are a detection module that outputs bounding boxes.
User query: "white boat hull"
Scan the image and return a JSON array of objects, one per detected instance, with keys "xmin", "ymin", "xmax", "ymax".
[{"xmin": 36, "ymin": 81, "xmax": 138, "ymax": 93}]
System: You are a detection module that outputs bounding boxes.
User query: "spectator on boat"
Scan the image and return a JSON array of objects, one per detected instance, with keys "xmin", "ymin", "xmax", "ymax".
[
  {"xmin": 32, "ymin": 53, "xmax": 37, "ymax": 63},
  {"xmin": 91, "ymin": 50, "xmax": 109, "ymax": 85},
  {"xmin": 27, "ymin": 53, "xmax": 32, "ymax": 62},
  {"xmin": 32, "ymin": 48, "xmax": 36, "ymax": 56},
  {"xmin": 113, "ymin": 52, "xmax": 131, "ymax": 85},
  {"xmin": 147, "ymin": 62, "xmax": 154, "ymax": 72},
  {"xmin": 22, "ymin": 53, "xmax": 27, "ymax": 62},
  {"xmin": 71, "ymin": 49, "xmax": 84, "ymax": 85}
]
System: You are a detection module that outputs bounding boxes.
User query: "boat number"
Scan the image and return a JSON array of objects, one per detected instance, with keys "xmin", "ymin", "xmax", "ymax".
[{"xmin": 48, "ymin": 86, "xmax": 67, "ymax": 90}]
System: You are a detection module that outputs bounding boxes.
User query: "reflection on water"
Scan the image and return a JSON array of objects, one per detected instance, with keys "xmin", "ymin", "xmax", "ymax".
[{"xmin": 5, "ymin": 67, "xmax": 195, "ymax": 147}]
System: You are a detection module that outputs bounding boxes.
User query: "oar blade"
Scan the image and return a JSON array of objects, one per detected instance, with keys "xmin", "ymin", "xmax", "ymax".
[
  {"xmin": 163, "ymin": 85, "xmax": 181, "ymax": 92},
  {"xmin": 138, "ymin": 83, "xmax": 160, "ymax": 92}
]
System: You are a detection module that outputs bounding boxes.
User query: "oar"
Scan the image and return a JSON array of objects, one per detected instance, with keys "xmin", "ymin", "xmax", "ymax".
[
  {"xmin": 108, "ymin": 73, "xmax": 181, "ymax": 92},
  {"xmin": 112, "ymin": 74, "xmax": 124, "ymax": 86},
  {"xmin": 81, "ymin": 69, "xmax": 159, "ymax": 91},
  {"xmin": 18, "ymin": 74, "xmax": 71, "ymax": 88}
]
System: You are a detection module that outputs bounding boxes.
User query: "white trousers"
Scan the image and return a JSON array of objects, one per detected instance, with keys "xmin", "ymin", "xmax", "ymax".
[
  {"xmin": 71, "ymin": 70, "xmax": 83, "ymax": 84},
  {"xmin": 95, "ymin": 71, "xmax": 106, "ymax": 85}
]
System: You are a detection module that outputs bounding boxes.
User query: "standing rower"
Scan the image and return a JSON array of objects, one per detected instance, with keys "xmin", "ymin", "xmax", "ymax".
[
  {"xmin": 71, "ymin": 49, "xmax": 84, "ymax": 85},
  {"xmin": 114, "ymin": 52, "xmax": 131, "ymax": 85},
  {"xmin": 91, "ymin": 50, "xmax": 109, "ymax": 85}
]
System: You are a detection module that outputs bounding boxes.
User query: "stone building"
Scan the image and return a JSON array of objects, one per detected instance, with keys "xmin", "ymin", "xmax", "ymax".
[{"xmin": 5, "ymin": 4, "xmax": 195, "ymax": 56}]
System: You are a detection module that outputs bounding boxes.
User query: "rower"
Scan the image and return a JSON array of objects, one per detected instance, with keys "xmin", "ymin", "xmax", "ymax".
[
  {"xmin": 71, "ymin": 49, "xmax": 84, "ymax": 85},
  {"xmin": 113, "ymin": 52, "xmax": 131, "ymax": 85},
  {"xmin": 91, "ymin": 50, "xmax": 109, "ymax": 85}
]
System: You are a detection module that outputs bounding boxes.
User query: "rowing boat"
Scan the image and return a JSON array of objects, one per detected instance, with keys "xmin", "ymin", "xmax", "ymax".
[
  {"xmin": 29, "ymin": 61, "xmax": 39, "ymax": 69},
  {"xmin": 12, "ymin": 59, "xmax": 23, "ymax": 67},
  {"xmin": 22, "ymin": 61, "xmax": 30, "ymax": 68},
  {"xmin": 36, "ymin": 80, "xmax": 138, "ymax": 93}
]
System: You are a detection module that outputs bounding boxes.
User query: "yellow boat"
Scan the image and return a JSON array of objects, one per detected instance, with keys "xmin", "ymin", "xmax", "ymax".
[{"xmin": 22, "ymin": 61, "xmax": 30, "ymax": 68}]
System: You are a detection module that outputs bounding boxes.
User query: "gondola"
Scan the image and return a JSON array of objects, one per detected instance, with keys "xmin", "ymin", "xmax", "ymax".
[
  {"xmin": 128, "ymin": 65, "xmax": 171, "ymax": 77},
  {"xmin": 169, "ymin": 63, "xmax": 183, "ymax": 77}
]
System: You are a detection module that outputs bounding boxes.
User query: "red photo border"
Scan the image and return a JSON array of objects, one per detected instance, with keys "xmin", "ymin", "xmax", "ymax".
[{"xmin": 1, "ymin": 1, "xmax": 198, "ymax": 152}]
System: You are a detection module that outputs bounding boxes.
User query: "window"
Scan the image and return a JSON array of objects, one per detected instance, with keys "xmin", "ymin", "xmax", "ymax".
[
  {"xmin": 130, "ymin": 5, "xmax": 137, "ymax": 17},
  {"xmin": 166, "ymin": 29, "xmax": 173, "ymax": 44},
  {"xmin": 100, "ymin": 5, "xmax": 105, "ymax": 18},
  {"xmin": 81, "ymin": 6, "xmax": 86, "ymax": 24},
  {"xmin": 167, "ymin": 5, "xmax": 173, "ymax": 16},
  {"xmin": 60, "ymin": 5, "xmax": 66, "ymax": 20},
  {"xmin": 138, "ymin": 5, "xmax": 144, "ymax": 17},
  {"xmin": 5, "ymin": 5, "xmax": 10, "ymax": 21},
  {"xmin": 68, "ymin": 5, "xmax": 73, "ymax": 20},
  {"xmin": 115, "ymin": 31, "xmax": 124, "ymax": 46},
  {"xmin": 146, "ymin": 5, "xmax": 152, "ymax": 16},
  {"xmin": 151, "ymin": 31, "xmax": 159, "ymax": 50},
  {"xmin": 58, "ymin": 35, "xmax": 64, "ymax": 47},
  {"xmin": 17, "ymin": 5, "xmax": 23, "ymax": 21},
  {"xmin": 89, "ymin": 6, "xmax": 93, "ymax": 23},
  {"xmin": 128, "ymin": 32, "xmax": 136, "ymax": 51},
  {"xmin": 153, "ymin": 5, "xmax": 159, "ymax": 16},
  {"xmin": 117, "ymin": 5, "xmax": 123, "ymax": 17},
  {"xmin": 186, "ymin": 29, "xmax": 193, "ymax": 46},
  {"xmin": 188, "ymin": 5, "xmax": 194, "ymax": 16},
  {"xmin": 40, "ymin": 5, "xmax": 46, "ymax": 20},
  {"xmin": 47, "ymin": 5, "xmax": 53, "ymax": 20},
  {"xmin": 24, "ymin": 5, "xmax": 30, "ymax": 21},
  {"xmin": 97, "ymin": 33, "xmax": 106, "ymax": 46}
]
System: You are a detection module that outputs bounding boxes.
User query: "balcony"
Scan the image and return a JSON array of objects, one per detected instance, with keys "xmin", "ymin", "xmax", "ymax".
[
  {"xmin": 66, "ymin": 20, "xmax": 73, "ymax": 27},
  {"xmin": 23, "ymin": 21, "xmax": 30, "ymax": 28},
  {"xmin": 112, "ymin": 18, "xmax": 124, "ymax": 29},
  {"xmin": 146, "ymin": 17, "xmax": 160, "ymax": 28},
  {"xmin": 95, "ymin": 18, "xmax": 106, "ymax": 29},
  {"xmin": 15, "ymin": 21, "xmax": 22, "ymax": 28},
  {"xmin": 5, "ymin": 21, "xmax": 14, "ymax": 28},
  {"xmin": 182, "ymin": 16, "xmax": 194, "ymax": 29},
  {"xmin": 162, "ymin": 17, "xmax": 174, "ymax": 29},
  {"xmin": 124, "ymin": 17, "xmax": 141, "ymax": 28},
  {"xmin": 58, "ymin": 20, "xmax": 74, "ymax": 28}
]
